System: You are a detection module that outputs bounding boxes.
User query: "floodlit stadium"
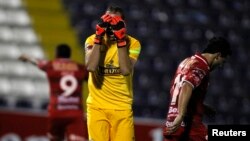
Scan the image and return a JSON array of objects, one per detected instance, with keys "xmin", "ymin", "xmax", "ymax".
[{"xmin": 0, "ymin": 0, "xmax": 249, "ymax": 141}]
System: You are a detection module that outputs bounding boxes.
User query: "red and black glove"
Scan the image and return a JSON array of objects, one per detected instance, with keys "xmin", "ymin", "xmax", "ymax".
[
  {"xmin": 110, "ymin": 16, "xmax": 127, "ymax": 48},
  {"xmin": 94, "ymin": 14, "xmax": 112, "ymax": 45}
]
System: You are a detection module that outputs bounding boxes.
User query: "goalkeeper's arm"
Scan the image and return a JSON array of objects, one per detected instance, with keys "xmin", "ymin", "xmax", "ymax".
[
  {"xmin": 86, "ymin": 14, "xmax": 111, "ymax": 72},
  {"xmin": 110, "ymin": 16, "xmax": 133, "ymax": 75}
]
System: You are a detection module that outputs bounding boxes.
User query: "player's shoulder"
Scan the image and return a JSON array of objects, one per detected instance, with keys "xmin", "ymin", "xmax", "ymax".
[
  {"xmin": 37, "ymin": 59, "xmax": 50, "ymax": 68},
  {"xmin": 67, "ymin": 60, "xmax": 86, "ymax": 71},
  {"xmin": 39, "ymin": 59, "xmax": 50, "ymax": 64},
  {"xmin": 85, "ymin": 34, "xmax": 95, "ymax": 48},
  {"xmin": 127, "ymin": 35, "xmax": 140, "ymax": 42},
  {"xmin": 192, "ymin": 54, "xmax": 210, "ymax": 71},
  {"xmin": 183, "ymin": 57, "xmax": 209, "ymax": 75},
  {"xmin": 85, "ymin": 34, "xmax": 95, "ymax": 43},
  {"xmin": 127, "ymin": 35, "xmax": 141, "ymax": 47}
]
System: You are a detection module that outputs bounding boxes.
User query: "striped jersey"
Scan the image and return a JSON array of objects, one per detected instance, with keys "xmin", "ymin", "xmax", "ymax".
[{"xmin": 166, "ymin": 53, "xmax": 210, "ymax": 126}]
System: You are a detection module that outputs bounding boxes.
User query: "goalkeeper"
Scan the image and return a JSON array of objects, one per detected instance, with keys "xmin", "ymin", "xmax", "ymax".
[{"xmin": 84, "ymin": 5, "xmax": 141, "ymax": 141}]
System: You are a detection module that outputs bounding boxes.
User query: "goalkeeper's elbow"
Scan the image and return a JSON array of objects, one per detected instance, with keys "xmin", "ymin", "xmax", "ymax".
[
  {"xmin": 86, "ymin": 64, "xmax": 98, "ymax": 72},
  {"xmin": 120, "ymin": 68, "xmax": 131, "ymax": 76},
  {"xmin": 87, "ymin": 67, "xmax": 96, "ymax": 72}
]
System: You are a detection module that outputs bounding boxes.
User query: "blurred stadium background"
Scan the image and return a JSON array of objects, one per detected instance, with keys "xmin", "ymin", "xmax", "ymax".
[{"xmin": 0, "ymin": 0, "xmax": 249, "ymax": 140}]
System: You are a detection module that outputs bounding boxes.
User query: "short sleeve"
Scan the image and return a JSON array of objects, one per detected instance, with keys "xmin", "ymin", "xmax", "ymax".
[
  {"xmin": 129, "ymin": 39, "xmax": 141, "ymax": 61},
  {"xmin": 183, "ymin": 68, "xmax": 207, "ymax": 88},
  {"xmin": 37, "ymin": 60, "xmax": 49, "ymax": 71},
  {"xmin": 85, "ymin": 34, "xmax": 95, "ymax": 56}
]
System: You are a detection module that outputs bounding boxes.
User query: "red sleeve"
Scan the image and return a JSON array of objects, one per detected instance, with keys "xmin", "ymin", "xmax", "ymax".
[
  {"xmin": 37, "ymin": 60, "xmax": 49, "ymax": 71},
  {"xmin": 183, "ymin": 68, "xmax": 207, "ymax": 88}
]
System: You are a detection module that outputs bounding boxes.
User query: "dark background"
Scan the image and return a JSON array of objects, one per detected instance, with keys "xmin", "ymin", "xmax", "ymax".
[{"xmin": 62, "ymin": 0, "xmax": 250, "ymax": 124}]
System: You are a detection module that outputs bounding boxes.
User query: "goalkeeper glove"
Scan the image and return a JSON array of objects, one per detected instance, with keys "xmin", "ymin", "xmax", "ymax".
[
  {"xmin": 110, "ymin": 16, "xmax": 127, "ymax": 48},
  {"xmin": 94, "ymin": 14, "xmax": 112, "ymax": 45}
]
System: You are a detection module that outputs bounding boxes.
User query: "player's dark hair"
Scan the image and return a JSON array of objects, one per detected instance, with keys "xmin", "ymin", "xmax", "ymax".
[
  {"xmin": 56, "ymin": 44, "xmax": 71, "ymax": 58},
  {"xmin": 106, "ymin": 5, "xmax": 125, "ymax": 20},
  {"xmin": 202, "ymin": 37, "xmax": 232, "ymax": 57}
]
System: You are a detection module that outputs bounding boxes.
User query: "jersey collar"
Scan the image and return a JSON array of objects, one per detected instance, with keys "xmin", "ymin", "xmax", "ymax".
[{"xmin": 194, "ymin": 53, "xmax": 210, "ymax": 71}]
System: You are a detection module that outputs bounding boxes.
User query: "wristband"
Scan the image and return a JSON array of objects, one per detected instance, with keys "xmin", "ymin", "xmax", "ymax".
[
  {"xmin": 94, "ymin": 35, "xmax": 103, "ymax": 45},
  {"xmin": 117, "ymin": 39, "xmax": 127, "ymax": 48}
]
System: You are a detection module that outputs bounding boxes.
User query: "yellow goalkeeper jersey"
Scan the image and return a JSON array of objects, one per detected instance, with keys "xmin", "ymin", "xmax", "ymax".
[{"xmin": 85, "ymin": 34, "xmax": 141, "ymax": 109}]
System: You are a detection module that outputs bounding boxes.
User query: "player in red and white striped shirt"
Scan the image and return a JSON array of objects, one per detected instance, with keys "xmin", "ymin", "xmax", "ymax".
[{"xmin": 163, "ymin": 37, "xmax": 232, "ymax": 141}]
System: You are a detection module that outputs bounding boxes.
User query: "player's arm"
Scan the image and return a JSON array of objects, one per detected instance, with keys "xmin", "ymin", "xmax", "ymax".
[
  {"xmin": 117, "ymin": 46, "xmax": 133, "ymax": 75},
  {"xmin": 111, "ymin": 16, "xmax": 133, "ymax": 75},
  {"xmin": 85, "ymin": 14, "xmax": 111, "ymax": 72},
  {"xmin": 85, "ymin": 44, "xmax": 101, "ymax": 72},
  {"xmin": 117, "ymin": 38, "xmax": 141, "ymax": 76},
  {"xmin": 167, "ymin": 82, "xmax": 193, "ymax": 134},
  {"xmin": 18, "ymin": 54, "xmax": 38, "ymax": 66}
]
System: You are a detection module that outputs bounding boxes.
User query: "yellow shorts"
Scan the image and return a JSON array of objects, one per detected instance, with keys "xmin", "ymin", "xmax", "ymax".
[{"xmin": 87, "ymin": 107, "xmax": 135, "ymax": 141}]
